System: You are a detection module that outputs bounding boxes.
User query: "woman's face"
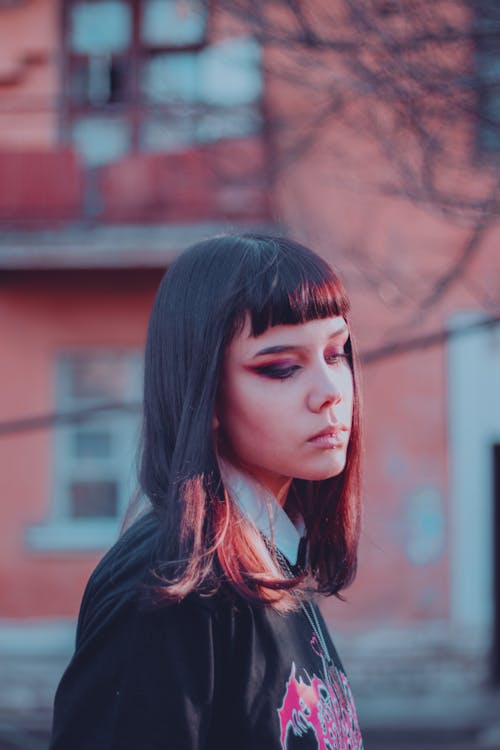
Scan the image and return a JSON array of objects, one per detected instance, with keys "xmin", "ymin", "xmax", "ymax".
[{"xmin": 217, "ymin": 314, "xmax": 354, "ymax": 501}]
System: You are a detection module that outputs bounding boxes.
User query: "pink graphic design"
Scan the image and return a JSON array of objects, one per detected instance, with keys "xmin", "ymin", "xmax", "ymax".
[{"xmin": 277, "ymin": 661, "xmax": 363, "ymax": 750}]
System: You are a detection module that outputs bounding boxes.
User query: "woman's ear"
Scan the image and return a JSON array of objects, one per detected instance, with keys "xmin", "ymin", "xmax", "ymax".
[{"xmin": 212, "ymin": 413, "xmax": 220, "ymax": 430}]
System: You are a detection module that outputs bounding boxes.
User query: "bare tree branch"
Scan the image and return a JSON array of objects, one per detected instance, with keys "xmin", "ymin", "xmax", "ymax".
[
  {"xmin": 415, "ymin": 179, "xmax": 500, "ymax": 316},
  {"xmin": 223, "ymin": 0, "xmax": 500, "ymax": 319}
]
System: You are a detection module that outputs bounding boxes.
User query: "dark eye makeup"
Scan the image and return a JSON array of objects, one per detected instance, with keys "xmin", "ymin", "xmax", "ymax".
[
  {"xmin": 252, "ymin": 346, "xmax": 351, "ymax": 381},
  {"xmin": 253, "ymin": 363, "xmax": 300, "ymax": 380}
]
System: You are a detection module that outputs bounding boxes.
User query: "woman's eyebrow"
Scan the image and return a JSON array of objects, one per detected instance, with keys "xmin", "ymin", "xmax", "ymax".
[
  {"xmin": 252, "ymin": 323, "xmax": 349, "ymax": 358},
  {"xmin": 252, "ymin": 344, "xmax": 301, "ymax": 357}
]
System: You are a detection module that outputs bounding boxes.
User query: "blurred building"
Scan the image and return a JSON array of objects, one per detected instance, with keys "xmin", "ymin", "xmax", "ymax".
[
  {"xmin": 0, "ymin": 0, "xmax": 499, "ymax": 745},
  {"xmin": 0, "ymin": 2, "xmax": 275, "ymax": 740},
  {"xmin": 1, "ymin": 0, "xmax": 272, "ymax": 610}
]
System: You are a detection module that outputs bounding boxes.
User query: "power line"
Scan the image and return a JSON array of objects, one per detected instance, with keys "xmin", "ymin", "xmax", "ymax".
[{"xmin": 0, "ymin": 400, "xmax": 141, "ymax": 436}]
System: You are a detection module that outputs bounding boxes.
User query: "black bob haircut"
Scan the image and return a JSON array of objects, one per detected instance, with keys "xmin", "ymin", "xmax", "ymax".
[{"xmin": 138, "ymin": 234, "xmax": 362, "ymax": 604}]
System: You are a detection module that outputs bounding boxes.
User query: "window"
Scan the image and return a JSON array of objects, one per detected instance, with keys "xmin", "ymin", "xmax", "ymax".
[
  {"xmin": 62, "ymin": 0, "xmax": 262, "ymax": 166},
  {"xmin": 27, "ymin": 350, "xmax": 142, "ymax": 551},
  {"xmin": 475, "ymin": 2, "xmax": 500, "ymax": 154}
]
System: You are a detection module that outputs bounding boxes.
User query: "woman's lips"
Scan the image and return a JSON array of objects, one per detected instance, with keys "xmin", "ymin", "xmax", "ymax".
[{"xmin": 307, "ymin": 425, "xmax": 348, "ymax": 448}]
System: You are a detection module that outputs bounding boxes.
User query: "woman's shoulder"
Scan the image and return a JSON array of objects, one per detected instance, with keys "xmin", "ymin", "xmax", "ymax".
[
  {"xmin": 75, "ymin": 513, "xmax": 159, "ymax": 642},
  {"xmin": 76, "ymin": 512, "xmax": 229, "ymax": 647},
  {"xmin": 85, "ymin": 513, "xmax": 159, "ymax": 598}
]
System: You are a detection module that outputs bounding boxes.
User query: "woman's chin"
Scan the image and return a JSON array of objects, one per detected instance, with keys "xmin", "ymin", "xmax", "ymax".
[{"xmin": 297, "ymin": 455, "xmax": 347, "ymax": 482}]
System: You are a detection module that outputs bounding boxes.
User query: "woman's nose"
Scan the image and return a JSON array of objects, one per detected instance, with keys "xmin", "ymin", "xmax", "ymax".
[{"xmin": 306, "ymin": 367, "xmax": 343, "ymax": 413}]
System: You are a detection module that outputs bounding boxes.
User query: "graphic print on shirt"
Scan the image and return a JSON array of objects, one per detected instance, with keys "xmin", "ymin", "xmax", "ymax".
[{"xmin": 277, "ymin": 647, "xmax": 363, "ymax": 750}]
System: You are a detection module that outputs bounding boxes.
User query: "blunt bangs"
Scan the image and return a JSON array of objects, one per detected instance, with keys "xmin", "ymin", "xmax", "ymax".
[{"xmin": 230, "ymin": 236, "xmax": 351, "ymax": 338}]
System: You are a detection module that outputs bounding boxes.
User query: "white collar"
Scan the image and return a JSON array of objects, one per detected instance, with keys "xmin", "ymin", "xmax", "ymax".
[{"xmin": 219, "ymin": 460, "xmax": 305, "ymax": 567}]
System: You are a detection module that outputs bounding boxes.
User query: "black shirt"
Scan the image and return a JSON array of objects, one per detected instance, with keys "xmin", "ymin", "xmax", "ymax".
[{"xmin": 49, "ymin": 513, "xmax": 363, "ymax": 750}]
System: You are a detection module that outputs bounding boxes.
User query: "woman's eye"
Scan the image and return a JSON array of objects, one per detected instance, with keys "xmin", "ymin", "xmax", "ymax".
[
  {"xmin": 254, "ymin": 364, "xmax": 300, "ymax": 380},
  {"xmin": 325, "ymin": 351, "xmax": 349, "ymax": 366}
]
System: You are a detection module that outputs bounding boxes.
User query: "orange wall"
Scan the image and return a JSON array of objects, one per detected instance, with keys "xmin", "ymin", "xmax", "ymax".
[{"xmin": 0, "ymin": 270, "xmax": 160, "ymax": 617}]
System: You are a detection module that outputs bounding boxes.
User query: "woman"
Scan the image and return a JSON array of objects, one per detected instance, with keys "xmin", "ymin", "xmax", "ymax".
[{"xmin": 49, "ymin": 234, "xmax": 364, "ymax": 750}]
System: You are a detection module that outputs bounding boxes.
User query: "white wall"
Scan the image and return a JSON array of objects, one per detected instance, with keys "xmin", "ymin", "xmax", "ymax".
[{"xmin": 448, "ymin": 313, "xmax": 500, "ymax": 645}]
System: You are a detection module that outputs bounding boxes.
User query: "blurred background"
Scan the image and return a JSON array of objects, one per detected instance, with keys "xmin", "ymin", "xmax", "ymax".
[{"xmin": 0, "ymin": 0, "xmax": 499, "ymax": 748}]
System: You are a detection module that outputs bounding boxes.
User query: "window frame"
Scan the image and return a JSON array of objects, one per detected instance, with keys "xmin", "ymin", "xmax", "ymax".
[
  {"xmin": 27, "ymin": 347, "xmax": 143, "ymax": 552},
  {"xmin": 60, "ymin": 0, "xmax": 212, "ymax": 157}
]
